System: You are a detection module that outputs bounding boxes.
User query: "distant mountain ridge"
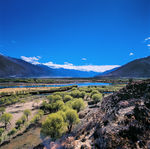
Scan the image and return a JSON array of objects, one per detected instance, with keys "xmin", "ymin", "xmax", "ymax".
[
  {"xmin": 0, "ymin": 54, "xmax": 54, "ymax": 78},
  {"xmin": 96, "ymin": 56, "xmax": 150, "ymax": 78},
  {"xmin": 0, "ymin": 55, "xmax": 99, "ymax": 78}
]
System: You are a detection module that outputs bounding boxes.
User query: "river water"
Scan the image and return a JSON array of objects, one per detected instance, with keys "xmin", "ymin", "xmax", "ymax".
[{"xmin": 0, "ymin": 82, "xmax": 110, "ymax": 89}]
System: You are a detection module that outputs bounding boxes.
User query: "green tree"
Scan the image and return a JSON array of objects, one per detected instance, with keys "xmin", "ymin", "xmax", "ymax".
[
  {"xmin": 63, "ymin": 95, "xmax": 73, "ymax": 102},
  {"xmin": 41, "ymin": 113, "xmax": 64, "ymax": 139},
  {"xmin": 72, "ymin": 98, "xmax": 85, "ymax": 112},
  {"xmin": 70, "ymin": 90, "xmax": 81, "ymax": 98},
  {"xmin": 53, "ymin": 100, "xmax": 64, "ymax": 112},
  {"xmin": 65, "ymin": 109, "xmax": 79, "ymax": 132},
  {"xmin": 41, "ymin": 101, "xmax": 50, "ymax": 113},
  {"xmin": 90, "ymin": 90, "xmax": 99, "ymax": 97},
  {"xmin": 31, "ymin": 114, "xmax": 41, "ymax": 123},
  {"xmin": 48, "ymin": 95, "xmax": 62, "ymax": 103},
  {"xmin": 23, "ymin": 109, "xmax": 31, "ymax": 121},
  {"xmin": 92, "ymin": 93, "xmax": 102, "ymax": 104},
  {"xmin": 80, "ymin": 91, "xmax": 86, "ymax": 98},
  {"xmin": 0, "ymin": 113, "xmax": 13, "ymax": 129},
  {"xmin": 21, "ymin": 115, "xmax": 27, "ymax": 124}
]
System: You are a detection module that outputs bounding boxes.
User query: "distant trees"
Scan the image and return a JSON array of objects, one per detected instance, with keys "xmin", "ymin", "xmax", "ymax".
[{"xmin": 0, "ymin": 113, "xmax": 13, "ymax": 129}]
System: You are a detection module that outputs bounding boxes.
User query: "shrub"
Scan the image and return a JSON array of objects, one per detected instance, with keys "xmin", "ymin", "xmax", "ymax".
[
  {"xmin": 71, "ymin": 87, "xmax": 78, "ymax": 91},
  {"xmin": 15, "ymin": 119, "xmax": 22, "ymax": 129},
  {"xmin": 72, "ymin": 98, "xmax": 85, "ymax": 112},
  {"xmin": 48, "ymin": 95, "xmax": 63, "ymax": 103},
  {"xmin": 92, "ymin": 93, "xmax": 102, "ymax": 103},
  {"xmin": 63, "ymin": 95, "xmax": 73, "ymax": 102},
  {"xmin": 41, "ymin": 113, "xmax": 64, "ymax": 139},
  {"xmin": 8, "ymin": 128, "xmax": 17, "ymax": 136},
  {"xmin": 0, "ymin": 113, "xmax": 13, "ymax": 129},
  {"xmin": 21, "ymin": 115, "xmax": 27, "ymax": 124},
  {"xmin": 80, "ymin": 91, "xmax": 86, "ymax": 98},
  {"xmin": 53, "ymin": 100, "xmax": 64, "ymax": 112},
  {"xmin": 24, "ymin": 109, "xmax": 31, "ymax": 121},
  {"xmin": 90, "ymin": 90, "xmax": 99, "ymax": 97},
  {"xmin": 70, "ymin": 90, "xmax": 81, "ymax": 98},
  {"xmin": 65, "ymin": 109, "xmax": 79, "ymax": 132},
  {"xmin": 31, "ymin": 114, "xmax": 41, "ymax": 124},
  {"xmin": 38, "ymin": 110, "xmax": 44, "ymax": 117}
]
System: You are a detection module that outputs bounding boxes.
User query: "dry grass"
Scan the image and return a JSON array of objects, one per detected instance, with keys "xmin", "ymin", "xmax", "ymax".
[{"xmin": 0, "ymin": 87, "xmax": 58, "ymax": 94}]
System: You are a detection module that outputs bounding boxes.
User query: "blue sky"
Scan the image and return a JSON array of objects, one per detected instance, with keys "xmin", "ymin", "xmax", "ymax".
[{"xmin": 0, "ymin": 0, "xmax": 150, "ymax": 72}]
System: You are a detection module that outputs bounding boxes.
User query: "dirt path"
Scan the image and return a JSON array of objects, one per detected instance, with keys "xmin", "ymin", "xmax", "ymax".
[{"xmin": 5, "ymin": 99, "xmax": 43, "ymax": 129}]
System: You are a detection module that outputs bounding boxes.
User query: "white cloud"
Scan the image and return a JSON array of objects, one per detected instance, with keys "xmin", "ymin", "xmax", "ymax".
[
  {"xmin": 145, "ymin": 37, "xmax": 150, "ymax": 41},
  {"xmin": 144, "ymin": 37, "xmax": 150, "ymax": 48},
  {"xmin": 21, "ymin": 56, "xmax": 120, "ymax": 72},
  {"xmin": 82, "ymin": 58, "xmax": 87, "ymax": 61},
  {"xmin": 129, "ymin": 52, "xmax": 134, "ymax": 56},
  {"xmin": 21, "ymin": 56, "xmax": 41, "ymax": 64},
  {"xmin": 44, "ymin": 61, "xmax": 119, "ymax": 73}
]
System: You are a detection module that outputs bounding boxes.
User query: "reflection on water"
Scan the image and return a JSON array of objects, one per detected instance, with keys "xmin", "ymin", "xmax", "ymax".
[{"xmin": 0, "ymin": 82, "xmax": 110, "ymax": 89}]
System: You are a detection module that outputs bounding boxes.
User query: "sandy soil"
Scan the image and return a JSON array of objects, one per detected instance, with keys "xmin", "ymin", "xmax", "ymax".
[
  {"xmin": 0, "ymin": 95, "xmax": 46, "ymax": 131},
  {"xmin": 6, "ymin": 100, "xmax": 43, "ymax": 129}
]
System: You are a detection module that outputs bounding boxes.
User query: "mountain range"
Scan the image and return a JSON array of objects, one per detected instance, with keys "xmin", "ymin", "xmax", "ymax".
[
  {"xmin": 0, "ymin": 54, "xmax": 99, "ymax": 78},
  {"xmin": 1, "ymin": 54, "xmax": 150, "ymax": 78},
  {"xmin": 97, "ymin": 56, "xmax": 150, "ymax": 78}
]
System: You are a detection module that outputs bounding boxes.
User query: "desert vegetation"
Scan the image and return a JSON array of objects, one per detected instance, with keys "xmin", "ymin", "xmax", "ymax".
[{"xmin": 0, "ymin": 84, "xmax": 124, "ymax": 148}]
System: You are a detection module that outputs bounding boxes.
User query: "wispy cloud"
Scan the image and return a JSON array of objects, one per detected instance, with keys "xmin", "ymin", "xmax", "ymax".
[
  {"xmin": 145, "ymin": 37, "xmax": 150, "ymax": 41},
  {"xmin": 144, "ymin": 37, "xmax": 150, "ymax": 48},
  {"xmin": 21, "ymin": 56, "xmax": 120, "ymax": 73},
  {"xmin": 21, "ymin": 56, "xmax": 41, "ymax": 64},
  {"xmin": 44, "ymin": 61, "xmax": 119, "ymax": 72},
  {"xmin": 82, "ymin": 58, "xmax": 87, "ymax": 61},
  {"xmin": 129, "ymin": 52, "xmax": 134, "ymax": 56}
]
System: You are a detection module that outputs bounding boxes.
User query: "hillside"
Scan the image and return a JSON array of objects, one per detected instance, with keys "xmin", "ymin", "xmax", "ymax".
[
  {"xmin": 0, "ymin": 55, "xmax": 99, "ymax": 78},
  {"xmin": 33, "ymin": 80, "xmax": 150, "ymax": 149},
  {"xmin": 96, "ymin": 56, "xmax": 150, "ymax": 78},
  {"xmin": 0, "ymin": 54, "xmax": 54, "ymax": 78},
  {"xmin": 61, "ymin": 80, "xmax": 150, "ymax": 148}
]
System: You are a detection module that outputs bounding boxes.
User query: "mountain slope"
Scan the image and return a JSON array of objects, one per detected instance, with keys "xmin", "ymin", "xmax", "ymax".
[
  {"xmin": 0, "ymin": 54, "xmax": 54, "ymax": 78},
  {"xmin": 97, "ymin": 56, "xmax": 150, "ymax": 78},
  {"xmin": 0, "ymin": 55, "xmax": 99, "ymax": 78}
]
